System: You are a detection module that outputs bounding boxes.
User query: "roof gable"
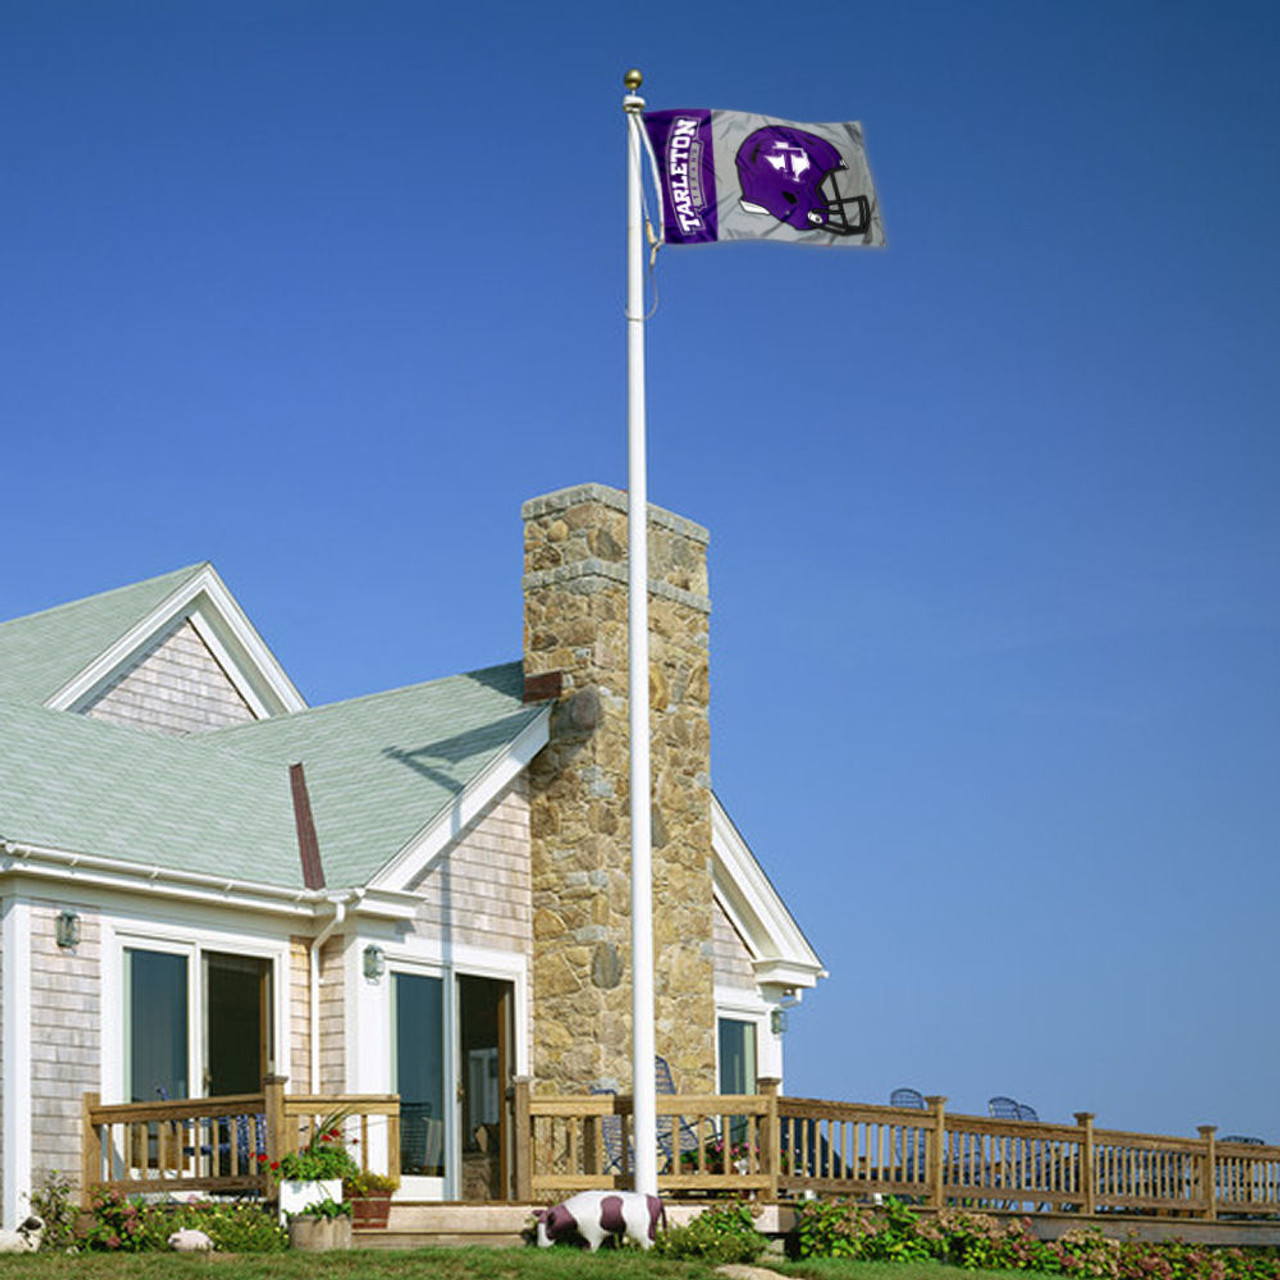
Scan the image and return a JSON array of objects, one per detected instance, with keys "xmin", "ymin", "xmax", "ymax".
[
  {"xmin": 47, "ymin": 563, "xmax": 306, "ymax": 722},
  {"xmin": 712, "ymin": 793, "xmax": 826, "ymax": 991},
  {"xmin": 0, "ymin": 564, "xmax": 206, "ymax": 707}
]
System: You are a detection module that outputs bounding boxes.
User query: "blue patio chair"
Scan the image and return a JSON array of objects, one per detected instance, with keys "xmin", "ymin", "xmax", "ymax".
[
  {"xmin": 654, "ymin": 1054, "xmax": 702, "ymax": 1172},
  {"xmin": 589, "ymin": 1085, "xmax": 626, "ymax": 1174},
  {"xmin": 890, "ymin": 1087, "xmax": 926, "ymax": 1110},
  {"xmin": 889, "ymin": 1088, "xmax": 928, "ymax": 1187},
  {"xmin": 988, "ymin": 1096, "xmax": 1021, "ymax": 1119},
  {"xmin": 1221, "ymin": 1135, "xmax": 1265, "ymax": 1145}
]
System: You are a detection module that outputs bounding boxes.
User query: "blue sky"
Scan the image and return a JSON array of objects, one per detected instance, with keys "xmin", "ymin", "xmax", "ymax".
[{"xmin": 3, "ymin": 1, "xmax": 1278, "ymax": 1141}]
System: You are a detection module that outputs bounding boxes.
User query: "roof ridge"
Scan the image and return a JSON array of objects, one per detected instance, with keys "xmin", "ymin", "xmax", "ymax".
[
  {"xmin": 206, "ymin": 658, "xmax": 525, "ymax": 733},
  {"xmin": 0, "ymin": 562, "xmax": 209, "ymax": 630}
]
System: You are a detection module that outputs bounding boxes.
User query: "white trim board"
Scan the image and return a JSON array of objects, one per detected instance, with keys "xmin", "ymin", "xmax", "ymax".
[
  {"xmin": 2, "ymin": 897, "xmax": 32, "ymax": 1228},
  {"xmin": 47, "ymin": 564, "xmax": 306, "ymax": 720},
  {"xmin": 711, "ymin": 794, "xmax": 826, "ymax": 992},
  {"xmin": 370, "ymin": 706, "xmax": 551, "ymax": 895}
]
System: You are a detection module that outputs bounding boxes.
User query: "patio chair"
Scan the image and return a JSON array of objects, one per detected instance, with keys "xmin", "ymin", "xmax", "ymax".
[
  {"xmin": 654, "ymin": 1054, "xmax": 702, "ymax": 1172},
  {"xmin": 888, "ymin": 1088, "xmax": 928, "ymax": 1186},
  {"xmin": 988, "ymin": 1096, "xmax": 1021, "ymax": 1119},
  {"xmin": 590, "ymin": 1085, "xmax": 626, "ymax": 1174},
  {"xmin": 890, "ymin": 1087, "xmax": 926, "ymax": 1110},
  {"xmin": 1221, "ymin": 1135, "xmax": 1265, "ymax": 1145}
]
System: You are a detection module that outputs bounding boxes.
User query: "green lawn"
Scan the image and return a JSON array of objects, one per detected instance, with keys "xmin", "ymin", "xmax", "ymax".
[{"xmin": 0, "ymin": 1250, "xmax": 1029, "ymax": 1280}]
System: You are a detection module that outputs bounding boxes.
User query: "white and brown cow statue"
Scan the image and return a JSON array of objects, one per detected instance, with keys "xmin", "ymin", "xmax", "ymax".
[
  {"xmin": 534, "ymin": 1190, "xmax": 665, "ymax": 1251},
  {"xmin": 0, "ymin": 1216, "xmax": 43, "ymax": 1254}
]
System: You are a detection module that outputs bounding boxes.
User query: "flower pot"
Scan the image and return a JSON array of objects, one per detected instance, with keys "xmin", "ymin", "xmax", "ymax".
[
  {"xmin": 350, "ymin": 1191, "xmax": 392, "ymax": 1229},
  {"xmin": 288, "ymin": 1215, "xmax": 352, "ymax": 1252},
  {"xmin": 279, "ymin": 1178, "xmax": 342, "ymax": 1223}
]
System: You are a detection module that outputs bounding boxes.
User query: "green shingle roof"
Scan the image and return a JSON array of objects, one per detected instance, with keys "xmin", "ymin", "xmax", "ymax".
[
  {"xmin": 0, "ymin": 566, "xmax": 544, "ymax": 896},
  {"xmin": 0, "ymin": 698, "xmax": 301, "ymax": 887},
  {"xmin": 0, "ymin": 664, "xmax": 540, "ymax": 893},
  {"xmin": 205, "ymin": 663, "xmax": 542, "ymax": 888},
  {"xmin": 0, "ymin": 564, "xmax": 207, "ymax": 706}
]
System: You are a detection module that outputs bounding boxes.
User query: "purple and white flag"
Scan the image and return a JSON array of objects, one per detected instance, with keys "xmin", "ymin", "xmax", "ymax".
[{"xmin": 643, "ymin": 109, "xmax": 886, "ymax": 248}]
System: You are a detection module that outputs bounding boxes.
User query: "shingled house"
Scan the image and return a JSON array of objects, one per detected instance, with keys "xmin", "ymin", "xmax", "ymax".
[{"xmin": 0, "ymin": 483, "xmax": 823, "ymax": 1223}]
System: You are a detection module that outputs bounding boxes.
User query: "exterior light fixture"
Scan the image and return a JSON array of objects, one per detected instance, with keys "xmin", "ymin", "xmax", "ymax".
[
  {"xmin": 770, "ymin": 1008, "xmax": 788, "ymax": 1036},
  {"xmin": 56, "ymin": 909, "xmax": 81, "ymax": 950},
  {"xmin": 362, "ymin": 944, "xmax": 386, "ymax": 981}
]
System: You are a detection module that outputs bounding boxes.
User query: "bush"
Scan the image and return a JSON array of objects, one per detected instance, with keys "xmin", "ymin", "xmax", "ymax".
[
  {"xmin": 76, "ymin": 1188, "xmax": 287, "ymax": 1253},
  {"xmin": 653, "ymin": 1200, "xmax": 768, "ymax": 1263},
  {"xmin": 794, "ymin": 1197, "xmax": 937, "ymax": 1262},
  {"xmin": 27, "ymin": 1170, "xmax": 79, "ymax": 1252},
  {"xmin": 164, "ymin": 1199, "xmax": 288, "ymax": 1252},
  {"xmin": 792, "ymin": 1197, "xmax": 1280, "ymax": 1280}
]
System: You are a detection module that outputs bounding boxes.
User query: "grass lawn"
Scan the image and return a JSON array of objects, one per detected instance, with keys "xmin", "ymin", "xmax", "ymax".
[{"xmin": 0, "ymin": 1250, "xmax": 1030, "ymax": 1280}]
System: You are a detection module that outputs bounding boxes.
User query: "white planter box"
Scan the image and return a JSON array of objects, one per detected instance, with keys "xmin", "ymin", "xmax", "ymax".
[{"xmin": 279, "ymin": 1178, "xmax": 342, "ymax": 1224}]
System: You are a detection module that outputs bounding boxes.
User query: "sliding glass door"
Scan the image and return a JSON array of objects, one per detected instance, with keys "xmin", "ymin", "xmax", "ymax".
[{"xmin": 393, "ymin": 972, "xmax": 446, "ymax": 1191}]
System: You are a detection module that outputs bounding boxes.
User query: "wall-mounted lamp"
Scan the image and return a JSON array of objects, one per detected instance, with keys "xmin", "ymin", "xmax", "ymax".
[
  {"xmin": 770, "ymin": 1008, "xmax": 788, "ymax": 1036},
  {"xmin": 362, "ymin": 944, "xmax": 386, "ymax": 981},
  {"xmin": 56, "ymin": 909, "xmax": 82, "ymax": 950}
]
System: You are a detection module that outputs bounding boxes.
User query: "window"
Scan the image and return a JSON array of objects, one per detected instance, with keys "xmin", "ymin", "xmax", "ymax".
[
  {"xmin": 393, "ymin": 972, "xmax": 445, "ymax": 1178},
  {"xmin": 122, "ymin": 943, "xmax": 274, "ymax": 1101},
  {"xmin": 718, "ymin": 1018, "xmax": 758, "ymax": 1095},
  {"xmin": 126, "ymin": 948, "xmax": 188, "ymax": 1102}
]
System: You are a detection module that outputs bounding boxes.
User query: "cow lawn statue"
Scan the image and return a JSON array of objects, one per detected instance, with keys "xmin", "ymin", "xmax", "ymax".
[
  {"xmin": 0, "ymin": 1216, "xmax": 43, "ymax": 1254},
  {"xmin": 533, "ymin": 1190, "xmax": 666, "ymax": 1251}
]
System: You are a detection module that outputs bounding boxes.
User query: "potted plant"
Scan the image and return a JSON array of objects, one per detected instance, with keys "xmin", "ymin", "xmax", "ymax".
[
  {"xmin": 343, "ymin": 1170, "xmax": 399, "ymax": 1229},
  {"xmin": 285, "ymin": 1195, "xmax": 353, "ymax": 1252},
  {"xmin": 266, "ymin": 1111, "xmax": 361, "ymax": 1225}
]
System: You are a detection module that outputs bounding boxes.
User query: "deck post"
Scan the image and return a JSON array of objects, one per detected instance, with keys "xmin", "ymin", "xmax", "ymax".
[
  {"xmin": 263, "ymin": 1076, "xmax": 288, "ymax": 1181},
  {"xmin": 1198, "ymin": 1125, "xmax": 1217, "ymax": 1220},
  {"xmin": 925, "ymin": 1095, "xmax": 947, "ymax": 1209},
  {"xmin": 759, "ymin": 1077, "xmax": 781, "ymax": 1201},
  {"xmin": 1074, "ymin": 1112, "xmax": 1096, "ymax": 1215},
  {"xmin": 80, "ymin": 1091, "xmax": 101, "ymax": 1209},
  {"xmin": 511, "ymin": 1077, "xmax": 533, "ymax": 1203}
]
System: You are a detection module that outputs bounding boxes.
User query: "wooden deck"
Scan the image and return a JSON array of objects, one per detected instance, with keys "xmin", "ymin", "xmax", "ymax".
[{"xmin": 82, "ymin": 1082, "xmax": 1280, "ymax": 1240}]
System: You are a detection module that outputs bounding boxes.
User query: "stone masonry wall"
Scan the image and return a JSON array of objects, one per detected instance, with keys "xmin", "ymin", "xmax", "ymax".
[{"xmin": 523, "ymin": 483, "xmax": 715, "ymax": 1096}]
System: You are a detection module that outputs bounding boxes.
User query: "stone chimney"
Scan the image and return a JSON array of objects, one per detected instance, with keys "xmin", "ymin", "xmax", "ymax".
[{"xmin": 522, "ymin": 484, "xmax": 715, "ymax": 1095}]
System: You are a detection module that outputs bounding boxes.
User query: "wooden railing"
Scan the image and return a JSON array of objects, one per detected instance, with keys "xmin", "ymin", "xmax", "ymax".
[
  {"xmin": 81, "ymin": 1081, "xmax": 400, "ymax": 1206},
  {"xmin": 511, "ymin": 1083, "xmax": 1280, "ymax": 1219}
]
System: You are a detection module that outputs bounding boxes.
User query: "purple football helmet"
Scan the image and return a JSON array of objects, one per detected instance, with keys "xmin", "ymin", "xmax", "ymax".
[{"xmin": 735, "ymin": 126, "xmax": 871, "ymax": 235}]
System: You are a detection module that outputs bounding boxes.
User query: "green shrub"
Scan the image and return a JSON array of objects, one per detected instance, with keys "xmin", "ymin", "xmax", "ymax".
[
  {"xmin": 793, "ymin": 1197, "xmax": 1280, "ymax": 1280},
  {"xmin": 164, "ymin": 1199, "xmax": 288, "ymax": 1252},
  {"xmin": 653, "ymin": 1200, "xmax": 768, "ymax": 1263},
  {"xmin": 76, "ymin": 1188, "xmax": 287, "ymax": 1253},
  {"xmin": 27, "ymin": 1170, "xmax": 79, "ymax": 1252}
]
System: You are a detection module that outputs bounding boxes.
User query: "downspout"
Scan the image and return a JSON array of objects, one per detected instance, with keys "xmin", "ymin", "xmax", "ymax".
[{"xmin": 308, "ymin": 891, "xmax": 362, "ymax": 1092}]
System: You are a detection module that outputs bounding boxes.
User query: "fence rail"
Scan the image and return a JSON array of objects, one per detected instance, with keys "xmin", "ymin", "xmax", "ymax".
[
  {"xmin": 511, "ymin": 1082, "xmax": 1280, "ymax": 1219},
  {"xmin": 81, "ymin": 1082, "xmax": 400, "ymax": 1207},
  {"xmin": 84, "ymin": 1082, "xmax": 1280, "ymax": 1220}
]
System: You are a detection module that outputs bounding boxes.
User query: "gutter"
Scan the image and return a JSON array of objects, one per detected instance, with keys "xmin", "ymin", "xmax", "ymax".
[{"xmin": 0, "ymin": 838, "xmax": 317, "ymax": 915}]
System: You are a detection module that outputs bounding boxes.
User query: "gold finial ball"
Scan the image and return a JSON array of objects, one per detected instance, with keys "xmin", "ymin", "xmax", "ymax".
[{"xmin": 623, "ymin": 69, "xmax": 643, "ymax": 92}]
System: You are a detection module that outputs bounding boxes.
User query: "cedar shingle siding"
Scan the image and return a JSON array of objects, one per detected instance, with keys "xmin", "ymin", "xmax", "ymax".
[{"xmin": 85, "ymin": 619, "xmax": 256, "ymax": 735}]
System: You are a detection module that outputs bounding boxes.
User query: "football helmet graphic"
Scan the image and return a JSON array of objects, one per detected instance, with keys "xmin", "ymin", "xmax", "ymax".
[{"xmin": 735, "ymin": 125, "xmax": 871, "ymax": 235}]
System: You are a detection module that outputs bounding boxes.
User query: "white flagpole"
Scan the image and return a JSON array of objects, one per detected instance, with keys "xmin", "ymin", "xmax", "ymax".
[{"xmin": 622, "ymin": 67, "xmax": 657, "ymax": 1198}]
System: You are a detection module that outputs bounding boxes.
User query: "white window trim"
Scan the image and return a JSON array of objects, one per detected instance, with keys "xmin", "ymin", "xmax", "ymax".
[
  {"xmin": 102, "ymin": 917, "xmax": 290, "ymax": 1104},
  {"xmin": 358, "ymin": 943, "xmax": 528, "ymax": 1202}
]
